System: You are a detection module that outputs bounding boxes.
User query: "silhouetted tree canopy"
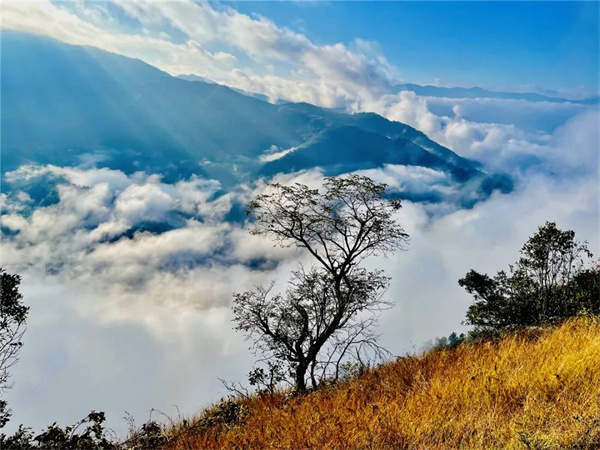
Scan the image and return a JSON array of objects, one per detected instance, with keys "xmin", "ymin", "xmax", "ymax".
[
  {"xmin": 0, "ymin": 268, "xmax": 29, "ymax": 428},
  {"xmin": 459, "ymin": 222, "xmax": 598, "ymax": 336}
]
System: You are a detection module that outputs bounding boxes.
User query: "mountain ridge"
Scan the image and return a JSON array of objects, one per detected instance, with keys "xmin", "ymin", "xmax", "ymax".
[
  {"xmin": 1, "ymin": 31, "xmax": 512, "ymax": 204},
  {"xmin": 392, "ymin": 82, "xmax": 599, "ymax": 104}
]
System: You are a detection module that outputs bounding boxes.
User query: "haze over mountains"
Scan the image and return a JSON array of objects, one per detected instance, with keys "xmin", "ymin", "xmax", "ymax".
[
  {"xmin": 180, "ymin": 77, "xmax": 600, "ymax": 108},
  {"xmin": 391, "ymin": 83, "xmax": 599, "ymax": 105},
  {"xmin": 2, "ymin": 31, "xmax": 511, "ymax": 207}
]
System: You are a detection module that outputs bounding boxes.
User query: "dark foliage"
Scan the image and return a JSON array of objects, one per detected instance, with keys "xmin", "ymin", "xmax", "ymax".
[
  {"xmin": 0, "ymin": 411, "xmax": 171, "ymax": 450},
  {"xmin": 0, "ymin": 411, "xmax": 118, "ymax": 450},
  {"xmin": 0, "ymin": 268, "xmax": 29, "ymax": 428},
  {"xmin": 197, "ymin": 399, "xmax": 250, "ymax": 429},
  {"xmin": 434, "ymin": 332, "xmax": 467, "ymax": 349},
  {"xmin": 459, "ymin": 222, "xmax": 598, "ymax": 336},
  {"xmin": 123, "ymin": 419, "xmax": 166, "ymax": 450},
  {"xmin": 247, "ymin": 361, "xmax": 287, "ymax": 395}
]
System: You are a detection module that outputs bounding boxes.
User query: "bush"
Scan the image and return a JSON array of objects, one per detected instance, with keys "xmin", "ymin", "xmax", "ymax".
[
  {"xmin": 123, "ymin": 419, "xmax": 166, "ymax": 450},
  {"xmin": 0, "ymin": 411, "xmax": 118, "ymax": 450},
  {"xmin": 197, "ymin": 399, "xmax": 249, "ymax": 429}
]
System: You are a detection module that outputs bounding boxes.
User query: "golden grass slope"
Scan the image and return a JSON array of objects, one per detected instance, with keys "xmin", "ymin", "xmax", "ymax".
[{"xmin": 167, "ymin": 317, "xmax": 600, "ymax": 449}]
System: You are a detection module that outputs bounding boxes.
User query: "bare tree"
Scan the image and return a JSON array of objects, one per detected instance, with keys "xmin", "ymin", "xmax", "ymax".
[
  {"xmin": 0, "ymin": 269, "xmax": 29, "ymax": 428},
  {"xmin": 233, "ymin": 175, "xmax": 408, "ymax": 392}
]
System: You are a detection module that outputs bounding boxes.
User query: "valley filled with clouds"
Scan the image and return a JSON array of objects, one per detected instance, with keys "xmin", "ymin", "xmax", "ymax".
[{"xmin": 1, "ymin": 0, "xmax": 598, "ymax": 434}]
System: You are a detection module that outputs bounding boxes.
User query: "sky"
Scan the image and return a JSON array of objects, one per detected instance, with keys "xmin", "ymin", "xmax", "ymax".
[
  {"xmin": 1, "ymin": 0, "xmax": 599, "ymax": 438},
  {"xmin": 232, "ymin": 1, "xmax": 600, "ymax": 92}
]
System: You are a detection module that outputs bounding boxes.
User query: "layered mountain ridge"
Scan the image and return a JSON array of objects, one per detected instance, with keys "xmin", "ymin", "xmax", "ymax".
[{"xmin": 1, "ymin": 31, "xmax": 512, "ymax": 204}]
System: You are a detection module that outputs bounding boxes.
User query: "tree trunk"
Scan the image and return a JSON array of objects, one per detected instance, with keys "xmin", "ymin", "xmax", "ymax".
[{"xmin": 295, "ymin": 363, "xmax": 308, "ymax": 393}]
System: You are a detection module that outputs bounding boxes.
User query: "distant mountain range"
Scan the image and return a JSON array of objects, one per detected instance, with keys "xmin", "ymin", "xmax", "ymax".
[
  {"xmin": 1, "ymin": 31, "xmax": 512, "ymax": 205},
  {"xmin": 392, "ymin": 83, "xmax": 599, "ymax": 105},
  {"xmin": 178, "ymin": 76, "xmax": 599, "ymax": 107}
]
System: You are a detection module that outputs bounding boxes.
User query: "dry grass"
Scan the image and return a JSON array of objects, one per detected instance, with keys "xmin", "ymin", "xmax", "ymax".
[{"xmin": 166, "ymin": 317, "xmax": 600, "ymax": 449}]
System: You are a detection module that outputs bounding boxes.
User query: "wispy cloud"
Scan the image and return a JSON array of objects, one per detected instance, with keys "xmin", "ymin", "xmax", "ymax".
[{"xmin": 2, "ymin": 0, "xmax": 397, "ymax": 108}]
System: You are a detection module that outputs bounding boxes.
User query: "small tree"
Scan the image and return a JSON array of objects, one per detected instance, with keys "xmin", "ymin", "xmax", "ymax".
[
  {"xmin": 234, "ymin": 175, "xmax": 408, "ymax": 392},
  {"xmin": 459, "ymin": 222, "xmax": 597, "ymax": 336},
  {"xmin": 0, "ymin": 269, "xmax": 29, "ymax": 428}
]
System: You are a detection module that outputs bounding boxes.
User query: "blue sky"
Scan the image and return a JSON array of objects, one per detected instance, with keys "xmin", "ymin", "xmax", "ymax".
[{"xmin": 231, "ymin": 1, "xmax": 600, "ymax": 92}]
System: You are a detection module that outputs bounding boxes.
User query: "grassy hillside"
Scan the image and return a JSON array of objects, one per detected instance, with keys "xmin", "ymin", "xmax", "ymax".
[{"xmin": 166, "ymin": 317, "xmax": 600, "ymax": 450}]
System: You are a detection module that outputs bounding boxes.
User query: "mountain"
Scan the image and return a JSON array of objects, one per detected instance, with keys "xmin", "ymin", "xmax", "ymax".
[
  {"xmin": 1, "ymin": 31, "xmax": 511, "ymax": 203},
  {"xmin": 177, "ymin": 74, "xmax": 218, "ymax": 84},
  {"xmin": 393, "ymin": 83, "xmax": 600, "ymax": 105},
  {"xmin": 178, "ymin": 74, "xmax": 289, "ymax": 105}
]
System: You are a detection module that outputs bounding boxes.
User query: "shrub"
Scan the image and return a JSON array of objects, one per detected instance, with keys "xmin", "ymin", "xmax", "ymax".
[
  {"xmin": 0, "ymin": 411, "xmax": 118, "ymax": 450},
  {"xmin": 197, "ymin": 399, "xmax": 249, "ymax": 429}
]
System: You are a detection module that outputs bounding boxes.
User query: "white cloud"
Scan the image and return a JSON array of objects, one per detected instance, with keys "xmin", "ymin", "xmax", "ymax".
[
  {"xmin": 2, "ymin": 167, "xmax": 328, "ymax": 332},
  {"xmin": 259, "ymin": 145, "xmax": 298, "ymax": 163},
  {"xmin": 357, "ymin": 89, "xmax": 599, "ymax": 178},
  {"xmin": 357, "ymin": 91, "xmax": 442, "ymax": 136},
  {"xmin": 6, "ymin": 274, "xmax": 254, "ymax": 435},
  {"xmin": 114, "ymin": 183, "xmax": 176, "ymax": 224},
  {"xmin": 442, "ymin": 107, "xmax": 600, "ymax": 177},
  {"xmin": 2, "ymin": 1, "xmax": 244, "ymax": 80},
  {"xmin": 353, "ymin": 164, "xmax": 458, "ymax": 202},
  {"xmin": 1, "ymin": 166, "xmax": 309, "ymax": 433},
  {"xmin": 2, "ymin": 0, "xmax": 396, "ymax": 109},
  {"xmin": 1, "ymin": 166, "xmax": 333, "ymax": 435}
]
